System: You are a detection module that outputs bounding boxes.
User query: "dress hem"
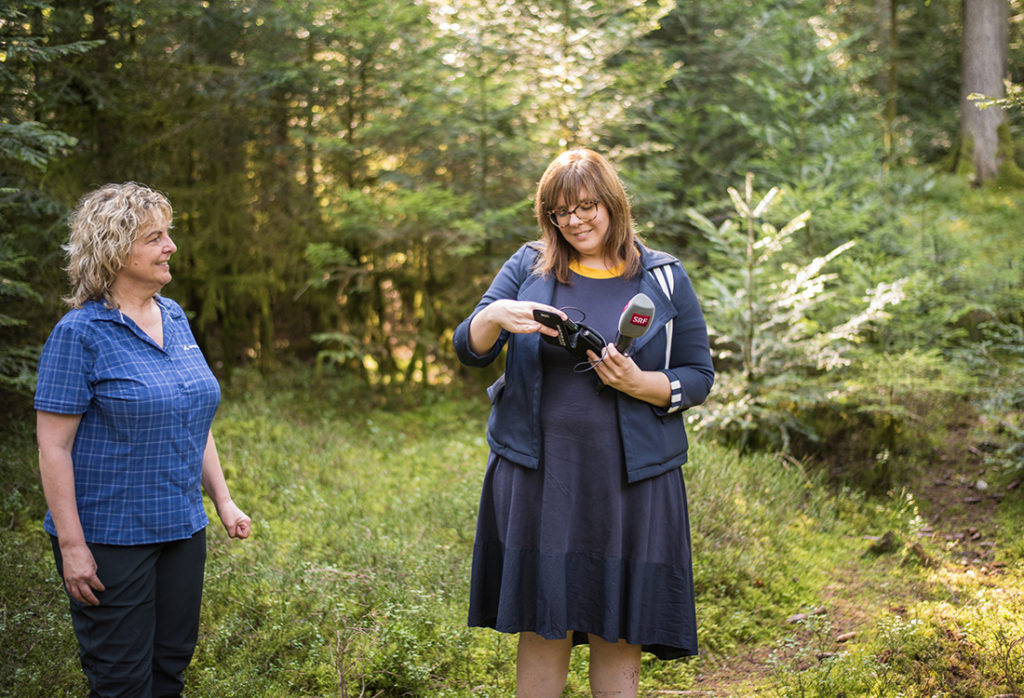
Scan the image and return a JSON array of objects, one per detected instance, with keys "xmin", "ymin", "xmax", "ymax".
[{"xmin": 466, "ymin": 620, "xmax": 698, "ymax": 661}]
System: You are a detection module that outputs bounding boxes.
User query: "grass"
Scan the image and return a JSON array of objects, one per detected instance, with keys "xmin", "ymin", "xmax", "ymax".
[
  {"xmin": 2, "ymin": 369, "xmax": 1023, "ymax": 696},
  {"xmin": 759, "ymin": 562, "xmax": 1024, "ymax": 697}
]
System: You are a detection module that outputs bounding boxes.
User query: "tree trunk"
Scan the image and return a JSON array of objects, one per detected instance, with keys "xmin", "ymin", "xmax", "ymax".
[
  {"xmin": 90, "ymin": 1, "xmax": 116, "ymax": 181},
  {"xmin": 877, "ymin": 0, "xmax": 898, "ymax": 168},
  {"xmin": 960, "ymin": 0, "xmax": 1008, "ymax": 182}
]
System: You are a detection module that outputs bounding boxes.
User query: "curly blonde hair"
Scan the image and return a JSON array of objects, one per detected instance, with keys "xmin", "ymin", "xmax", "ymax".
[
  {"xmin": 533, "ymin": 148, "xmax": 641, "ymax": 284},
  {"xmin": 64, "ymin": 182, "xmax": 173, "ymax": 309}
]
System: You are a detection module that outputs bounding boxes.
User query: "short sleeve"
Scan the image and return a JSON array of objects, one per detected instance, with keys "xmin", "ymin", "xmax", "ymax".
[{"xmin": 34, "ymin": 319, "xmax": 92, "ymax": 415}]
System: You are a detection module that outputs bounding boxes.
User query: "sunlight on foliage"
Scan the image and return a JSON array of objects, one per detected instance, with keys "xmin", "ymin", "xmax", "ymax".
[{"xmin": 690, "ymin": 174, "xmax": 908, "ymax": 452}]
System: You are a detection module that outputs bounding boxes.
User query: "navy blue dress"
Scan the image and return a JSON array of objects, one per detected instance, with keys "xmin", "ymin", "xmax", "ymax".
[{"xmin": 468, "ymin": 270, "xmax": 698, "ymax": 659}]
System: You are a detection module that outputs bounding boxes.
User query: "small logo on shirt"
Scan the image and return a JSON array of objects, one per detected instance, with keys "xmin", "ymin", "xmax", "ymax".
[{"xmin": 183, "ymin": 344, "xmax": 200, "ymax": 351}]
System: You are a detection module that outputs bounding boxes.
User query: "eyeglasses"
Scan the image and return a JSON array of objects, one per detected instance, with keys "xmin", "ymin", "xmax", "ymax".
[{"xmin": 546, "ymin": 200, "xmax": 600, "ymax": 228}]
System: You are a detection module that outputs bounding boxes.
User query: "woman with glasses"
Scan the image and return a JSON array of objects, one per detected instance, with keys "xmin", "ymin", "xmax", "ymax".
[{"xmin": 454, "ymin": 149, "xmax": 714, "ymax": 696}]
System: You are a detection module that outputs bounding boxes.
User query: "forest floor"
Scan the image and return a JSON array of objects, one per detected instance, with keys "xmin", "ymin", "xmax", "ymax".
[{"xmin": 682, "ymin": 428, "xmax": 1021, "ymax": 696}]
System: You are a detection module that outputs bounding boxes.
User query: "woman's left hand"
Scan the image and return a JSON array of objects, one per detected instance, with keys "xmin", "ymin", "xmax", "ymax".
[
  {"xmin": 587, "ymin": 343, "xmax": 643, "ymax": 394},
  {"xmin": 216, "ymin": 499, "xmax": 252, "ymax": 539},
  {"xmin": 587, "ymin": 343, "xmax": 672, "ymax": 408}
]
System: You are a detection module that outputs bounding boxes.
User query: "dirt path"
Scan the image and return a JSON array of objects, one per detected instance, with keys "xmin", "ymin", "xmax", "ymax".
[
  {"xmin": 678, "ymin": 437, "xmax": 1020, "ymax": 696},
  {"xmin": 915, "ymin": 442, "xmax": 1014, "ymax": 571}
]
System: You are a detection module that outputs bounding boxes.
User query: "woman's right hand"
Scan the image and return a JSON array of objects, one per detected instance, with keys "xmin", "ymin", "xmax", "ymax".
[
  {"xmin": 486, "ymin": 300, "xmax": 566, "ymax": 337},
  {"xmin": 468, "ymin": 300, "xmax": 566, "ymax": 354},
  {"xmin": 60, "ymin": 541, "xmax": 105, "ymax": 605}
]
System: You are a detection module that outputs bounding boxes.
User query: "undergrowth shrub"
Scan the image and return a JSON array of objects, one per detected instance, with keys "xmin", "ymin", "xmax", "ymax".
[
  {"xmin": 690, "ymin": 174, "xmax": 907, "ymax": 453},
  {"xmin": 0, "ymin": 372, "xmax": 965, "ymax": 696},
  {"xmin": 187, "ymin": 380, "xmax": 487, "ymax": 696},
  {"xmin": 685, "ymin": 441, "xmax": 876, "ymax": 655},
  {"xmin": 953, "ymin": 321, "xmax": 1024, "ymax": 479},
  {"xmin": 797, "ymin": 348, "xmax": 975, "ymax": 490}
]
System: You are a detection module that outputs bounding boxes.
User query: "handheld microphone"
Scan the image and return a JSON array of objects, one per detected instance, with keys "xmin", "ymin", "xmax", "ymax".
[{"xmin": 614, "ymin": 292, "xmax": 655, "ymax": 355}]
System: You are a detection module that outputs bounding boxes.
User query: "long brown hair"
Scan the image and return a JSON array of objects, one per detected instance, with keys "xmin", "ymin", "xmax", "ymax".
[{"xmin": 533, "ymin": 148, "xmax": 640, "ymax": 283}]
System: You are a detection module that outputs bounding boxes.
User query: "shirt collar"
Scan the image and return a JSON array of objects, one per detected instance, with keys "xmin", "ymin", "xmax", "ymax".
[
  {"xmin": 84, "ymin": 295, "xmax": 183, "ymax": 322},
  {"xmin": 569, "ymin": 259, "xmax": 626, "ymax": 279}
]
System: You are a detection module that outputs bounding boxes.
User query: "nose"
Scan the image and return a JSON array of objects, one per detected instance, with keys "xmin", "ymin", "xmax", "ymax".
[{"xmin": 165, "ymin": 234, "xmax": 177, "ymax": 254}]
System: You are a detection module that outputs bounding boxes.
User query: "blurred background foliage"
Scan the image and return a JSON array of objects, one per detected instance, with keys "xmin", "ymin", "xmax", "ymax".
[{"xmin": 2, "ymin": 0, "xmax": 1023, "ymax": 479}]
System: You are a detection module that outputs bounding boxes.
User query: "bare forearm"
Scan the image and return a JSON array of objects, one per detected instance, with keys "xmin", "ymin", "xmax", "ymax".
[
  {"xmin": 468, "ymin": 304, "xmax": 504, "ymax": 355},
  {"xmin": 37, "ymin": 410, "xmax": 104, "ymax": 604},
  {"xmin": 200, "ymin": 432, "xmax": 232, "ymax": 509},
  {"xmin": 201, "ymin": 431, "xmax": 251, "ymax": 539},
  {"xmin": 621, "ymin": 369, "xmax": 671, "ymax": 408},
  {"xmin": 39, "ymin": 446, "xmax": 87, "ymax": 547},
  {"xmin": 36, "ymin": 412, "xmax": 87, "ymax": 549}
]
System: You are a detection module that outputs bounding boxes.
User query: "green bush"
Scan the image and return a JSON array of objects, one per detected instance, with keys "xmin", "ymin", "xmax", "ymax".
[
  {"xmin": 954, "ymin": 321, "xmax": 1024, "ymax": 478},
  {"xmin": 799, "ymin": 348, "xmax": 975, "ymax": 490},
  {"xmin": 690, "ymin": 174, "xmax": 908, "ymax": 453}
]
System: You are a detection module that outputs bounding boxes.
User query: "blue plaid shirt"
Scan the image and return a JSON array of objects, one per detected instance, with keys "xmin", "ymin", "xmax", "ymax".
[{"xmin": 35, "ymin": 296, "xmax": 220, "ymax": 545}]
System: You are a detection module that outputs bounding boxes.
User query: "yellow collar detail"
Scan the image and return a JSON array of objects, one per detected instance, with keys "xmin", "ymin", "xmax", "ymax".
[{"xmin": 569, "ymin": 260, "xmax": 625, "ymax": 279}]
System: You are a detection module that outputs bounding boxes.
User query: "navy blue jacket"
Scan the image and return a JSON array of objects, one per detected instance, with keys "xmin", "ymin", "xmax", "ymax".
[{"xmin": 453, "ymin": 242, "xmax": 714, "ymax": 483}]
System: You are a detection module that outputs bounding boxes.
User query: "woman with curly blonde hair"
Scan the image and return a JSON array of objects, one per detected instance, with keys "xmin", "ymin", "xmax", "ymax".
[
  {"xmin": 63, "ymin": 182, "xmax": 174, "ymax": 308},
  {"xmin": 35, "ymin": 182, "xmax": 251, "ymax": 697}
]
